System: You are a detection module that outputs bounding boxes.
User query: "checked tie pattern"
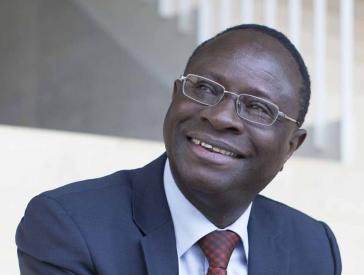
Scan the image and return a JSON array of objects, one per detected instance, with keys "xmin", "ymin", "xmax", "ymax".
[{"xmin": 198, "ymin": 230, "xmax": 240, "ymax": 275}]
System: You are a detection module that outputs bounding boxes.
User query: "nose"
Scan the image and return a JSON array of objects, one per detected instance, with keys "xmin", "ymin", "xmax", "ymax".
[{"xmin": 199, "ymin": 96, "xmax": 245, "ymax": 134}]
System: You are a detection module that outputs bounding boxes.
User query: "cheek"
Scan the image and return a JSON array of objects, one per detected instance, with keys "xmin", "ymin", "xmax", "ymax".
[
  {"xmin": 166, "ymin": 98, "xmax": 203, "ymax": 130},
  {"xmin": 252, "ymin": 129, "xmax": 289, "ymax": 167},
  {"xmin": 174, "ymin": 97, "xmax": 201, "ymax": 117},
  {"xmin": 163, "ymin": 99, "xmax": 198, "ymax": 150}
]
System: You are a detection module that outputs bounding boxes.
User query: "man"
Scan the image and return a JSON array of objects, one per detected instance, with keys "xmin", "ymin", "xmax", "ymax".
[{"xmin": 16, "ymin": 24, "xmax": 341, "ymax": 275}]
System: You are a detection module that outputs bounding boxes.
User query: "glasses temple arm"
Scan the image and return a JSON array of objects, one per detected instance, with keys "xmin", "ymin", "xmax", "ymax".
[{"xmin": 278, "ymin": 111, "xmax": 301, "ymax": 127}]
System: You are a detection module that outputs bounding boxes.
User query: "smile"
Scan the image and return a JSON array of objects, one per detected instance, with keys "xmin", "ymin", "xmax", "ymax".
[{"xmin": 191, "ymin": 138, "xmax": 239, "ymax": 158}]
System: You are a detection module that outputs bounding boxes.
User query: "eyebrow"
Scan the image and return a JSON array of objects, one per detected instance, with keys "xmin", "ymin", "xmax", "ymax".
[
  {"xmin": 197, "ymin": 71, "xmax": 276, "ymax": 103},
  {"xmin": 242, "ymin": 88, "xmax": 274, "ymax": 102},
  {"xmin": 196, "ymin": 71, "xmax": 226, "ymax": 86}
]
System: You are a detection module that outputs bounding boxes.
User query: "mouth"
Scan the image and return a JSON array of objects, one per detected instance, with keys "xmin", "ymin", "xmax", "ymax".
[{"xmin": 189, "ymin": 137, "xmax": 241, "ymax": 159}]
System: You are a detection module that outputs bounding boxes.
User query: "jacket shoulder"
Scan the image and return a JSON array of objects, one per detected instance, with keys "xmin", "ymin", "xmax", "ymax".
[
  {"xmin": 43, "ymin": 169, "xmax": 131, "ymax": 199},
  {"xmin": 252, "ymin": 195, "xmax": 342, "ymax": 274},
  {"xmin": 254, "ymin": 195, "xmax": 319, "ymax": 222},
  {"xmin": 253, "ymin": 195, "xmax": 333, "ymax": 235}
]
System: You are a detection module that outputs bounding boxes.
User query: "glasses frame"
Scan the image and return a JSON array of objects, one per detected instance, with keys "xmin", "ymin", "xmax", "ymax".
[{"xmin": 179, "ymin": 74, "xmax": 300, "ymax": 127}]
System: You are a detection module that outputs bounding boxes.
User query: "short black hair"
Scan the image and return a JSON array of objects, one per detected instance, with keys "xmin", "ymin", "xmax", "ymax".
[{"xmin": 184, "ymin": 24, "xmax": 311, "ymax": 127}]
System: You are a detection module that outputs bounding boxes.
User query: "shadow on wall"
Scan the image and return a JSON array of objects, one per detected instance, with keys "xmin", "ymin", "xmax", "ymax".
[{"xmin": 0, "ymin": 0, "xmax": 185, "ymax": 141}]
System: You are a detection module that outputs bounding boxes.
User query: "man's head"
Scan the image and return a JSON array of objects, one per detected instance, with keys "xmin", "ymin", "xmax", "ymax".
[
  {"xmin": 163, "ymin": 24, "xmax": 309, "ymax": 226},
  {"xmin": 186, "ymin": 24, "xmax": 311, "ymax": 127}
]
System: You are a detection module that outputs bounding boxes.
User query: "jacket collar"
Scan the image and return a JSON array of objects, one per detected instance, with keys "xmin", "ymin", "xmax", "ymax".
[
  {"xmin": 131, "ymin": 153, "xmax": 170, "ymax": 234},
  {"xmin": 131, "ymin": 154, "xmax": 178, "ymax": 275},
  {"xmin": 248, "ymin": 196, "xmax": 290, "ymax": 275}
]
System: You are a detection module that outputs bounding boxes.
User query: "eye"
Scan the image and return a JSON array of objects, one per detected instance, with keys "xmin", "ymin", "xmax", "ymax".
[
  {"xmin": 248, "ymin": 102, "xmax": 266, "ymax": 111},
  {"xmin": 194, "ymin": 81, "xmax": 219, "ymax": 96},
  {"xmin": 245, "ymin": 101, "xmax": 275, "ymax": 118}
]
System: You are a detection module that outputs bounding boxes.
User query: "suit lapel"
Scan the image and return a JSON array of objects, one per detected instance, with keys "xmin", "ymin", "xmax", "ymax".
[
  {"xmin": 140, "ymin": 220, "xmax": 178, "ymax": 275},
  {"xmin": 131, "ymin": 154, "xmax": 178, "ymax": 275},
  {"xmin": 248, "ymin": 196, "xmax": 290, "ymax": 275}
]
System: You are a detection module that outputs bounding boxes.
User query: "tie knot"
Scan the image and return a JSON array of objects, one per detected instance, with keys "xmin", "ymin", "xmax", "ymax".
[{"xmin": 198, "ymin": 230, "xmax": 240, "ymax": 271}]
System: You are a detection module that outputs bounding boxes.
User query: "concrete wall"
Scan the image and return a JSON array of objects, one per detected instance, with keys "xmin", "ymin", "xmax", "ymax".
[
  {"xmin": 0, "ymin": 0, "xmax": 195, "ymax": 140},
  {"xmin": 2, "ymin": 0, "xmax": 362, "ymax": 160}
]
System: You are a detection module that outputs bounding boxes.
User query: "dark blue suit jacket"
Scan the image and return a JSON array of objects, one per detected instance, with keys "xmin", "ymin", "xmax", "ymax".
[{"xmin": 16, "ymin": 154, "xmax": 342, "ymax": 274}]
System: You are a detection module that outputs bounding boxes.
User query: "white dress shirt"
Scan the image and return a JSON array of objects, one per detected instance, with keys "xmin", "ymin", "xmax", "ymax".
[{"xmin": 163, "ymin": 160, "xmax": 252, "ymax": 275}]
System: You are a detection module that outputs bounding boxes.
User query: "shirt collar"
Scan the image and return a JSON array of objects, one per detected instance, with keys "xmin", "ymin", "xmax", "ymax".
[{"xmin": 163, "ymin": 159, "xmax": 252, "ymax": 258}]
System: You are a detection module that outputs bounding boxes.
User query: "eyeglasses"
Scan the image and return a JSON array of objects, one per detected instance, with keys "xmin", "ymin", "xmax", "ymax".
[{"xmin": 179, "ymin": 74, "xmax": 300, "ymax": 127}]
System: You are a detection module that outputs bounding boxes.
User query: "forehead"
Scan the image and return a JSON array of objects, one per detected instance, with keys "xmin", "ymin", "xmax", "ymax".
[{"xmin": 185, "ymin": 30, "xmax": 302, "ymax": 107}]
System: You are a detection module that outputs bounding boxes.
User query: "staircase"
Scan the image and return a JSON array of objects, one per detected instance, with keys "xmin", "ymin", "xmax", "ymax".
[{"xmin": 73, "ymin": 0, "xmax": 196, "ymax": 88}]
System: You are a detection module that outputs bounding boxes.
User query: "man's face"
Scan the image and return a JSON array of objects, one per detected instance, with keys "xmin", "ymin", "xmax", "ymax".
[{"xmin": 163, "ymin": 30, "xmax": 306, "ymax": 211}]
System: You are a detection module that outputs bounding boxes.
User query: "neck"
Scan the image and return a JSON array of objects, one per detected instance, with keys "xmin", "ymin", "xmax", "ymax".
[{"xmin": 189, "ymin": 191, "xmax": 254, "ymax": 228}]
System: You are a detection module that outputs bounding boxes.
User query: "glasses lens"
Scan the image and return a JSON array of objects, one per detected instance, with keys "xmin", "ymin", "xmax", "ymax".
[
  {"xmin": 238, "ymin": 95, "xmax": 279, "ymax": 125},
  {"xmin": 183, "ymin": 75, "xmax": 223, "ymax": 105}
]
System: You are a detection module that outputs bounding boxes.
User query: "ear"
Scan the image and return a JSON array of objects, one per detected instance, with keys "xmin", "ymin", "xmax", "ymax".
[
  {"xmin": 172, "ymin": 80, "xmax": 180, "ymax": 98},
  {"xmin": 284, "ymin": 128, "xmax": 307, "ymax": 163}
]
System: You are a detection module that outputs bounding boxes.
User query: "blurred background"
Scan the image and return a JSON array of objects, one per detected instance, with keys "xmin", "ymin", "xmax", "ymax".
[{"xmin": 0, "ymin": 0, "xmax": 363, "ymax": 274}]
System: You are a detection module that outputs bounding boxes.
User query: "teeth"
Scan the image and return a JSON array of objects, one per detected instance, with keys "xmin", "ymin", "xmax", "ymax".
[
  {"xmin": 191, "ymin": 138, "xmax": 237, "ymax": 157},
  {"xmin": 192, "ymin": 138, "xmax": 200, "ymax": 145},
  {"xmin": 201, "ymin": 142, "xmax": 212, "ymax": 149}
]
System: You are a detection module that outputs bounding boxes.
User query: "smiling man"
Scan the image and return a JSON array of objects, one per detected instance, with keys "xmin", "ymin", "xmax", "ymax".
[{"xmin": 17, "ymin": 24, "xmax": 341, "ymax": 275}]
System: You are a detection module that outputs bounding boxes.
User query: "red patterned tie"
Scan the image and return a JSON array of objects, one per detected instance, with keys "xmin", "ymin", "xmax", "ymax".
[{"xmin": 198, "ymin": 230, "xmax": 240, "ymax": 275}]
